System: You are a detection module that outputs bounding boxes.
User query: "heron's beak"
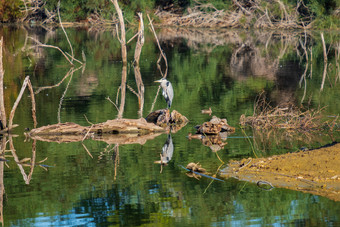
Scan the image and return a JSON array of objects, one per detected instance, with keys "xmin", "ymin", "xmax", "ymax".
[{"xmin": 154, "ymin": 79, "xmax": 162, "ymax": 83}]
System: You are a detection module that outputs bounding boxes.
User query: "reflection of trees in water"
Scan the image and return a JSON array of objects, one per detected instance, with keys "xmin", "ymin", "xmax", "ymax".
[
  {"xmin": 0, "ymin": 138, "xmax": 4, "ymax": 225},
  {"xmin": 230, "ymin": 43, "xmax": 277, "ymax": 80},
  {"xmin": 159, "ymin": 28, "xmax": 310, "ymax": 106}
]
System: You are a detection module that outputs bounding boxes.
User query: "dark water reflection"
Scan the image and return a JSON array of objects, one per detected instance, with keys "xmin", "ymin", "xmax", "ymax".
[{"xmin": 1, "ymin": 25, "xmax": 340, "ymax": 226}]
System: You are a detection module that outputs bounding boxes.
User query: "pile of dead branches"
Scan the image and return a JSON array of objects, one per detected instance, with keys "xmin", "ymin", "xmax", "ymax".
[
  {"xmin": 20, "ymin": 0, "xmax": 57, "ymax": 24},
  {"xmin": 240, "ymin": 93, "xmax": 339, "ymax": 132},
  {"xmin": 87, "ymin": 11, "xmax": 118, "ymax": 26},
  {"xmin": 156, "ymin": 0, "xmax": 312, "ymax": 29},
  {"xmin": 155, "ymin": 4, "xmax": 242, "ymax": 28}
]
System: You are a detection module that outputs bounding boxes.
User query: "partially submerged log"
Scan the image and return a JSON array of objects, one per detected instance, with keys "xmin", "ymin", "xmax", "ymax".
[
  {"xmin": 29, "ymin": 118, "xmax": 165, "ymax": 136},
  {"xmin": 221, "ymin": 143, "xmax": 340, "ymax": 201},
  {"xmin": 29, "ymin": 131, "xmax": 163, "ymax": 145},
  {"xmin": 28, "ymin": 110, "xmax": 188, "ymax": 143},
  {"xmin": 28, "ymin": 118, "xmax": 166, "ymax": 143}
]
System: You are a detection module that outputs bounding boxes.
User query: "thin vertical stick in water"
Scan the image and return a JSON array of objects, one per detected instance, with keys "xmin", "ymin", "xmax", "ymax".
[
  {"xmin": 0, "ymin": 37, "xmax": 6, "ymax": 129},
  {"xmin": 57, "ymin": 0, "xmax": 74, "ymax": 63},
  {"xmin": 111, "ymin": 0, "xmax": 127, "ymax": 65},
  {"xmin": 134, "ymin": 12, "xmax": 144, "ymax": 65},
  {"xmin": 336, "ymin": 42, "xmax": 340, "ymax": 82},
  {"xmin": 147, "ymin": 14, "xmax": 168, "ymax": 78},
  {"xmin": 134, "ymin": 65, "xmax": 144, "ymax": 118},
  {"xmin": 117, "ymin": 65, "xmax": 127, "ymax": 119},
  {"xmin": 111, "ymin": 0, "xmax": 127, "ymax": 118},
  {"xmin": 58, "ymin": 73, "xmax": 73, "ymax": 123},
  {"xmin": 27, "ymin": 79, "xmax": 37, "ymax": 128},
  {"xmin": 320, "ymin": 32, "xmax": 328, "ymax": 91},
  {"xmin": 0, "ymin": 137, "xmax": 5, "ymax": 225}
]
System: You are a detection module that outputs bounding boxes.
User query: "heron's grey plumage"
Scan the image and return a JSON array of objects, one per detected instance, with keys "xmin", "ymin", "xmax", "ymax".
[
  {"xmin": 161, "ymin": 134, "xmax": 173, "ymax": 164},
  {"xmin": 155, "ymin": 78, "xmax": 173, "ymax": 108}
]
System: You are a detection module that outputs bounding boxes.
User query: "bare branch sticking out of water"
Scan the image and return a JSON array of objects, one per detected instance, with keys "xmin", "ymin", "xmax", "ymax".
[
  {"xmin": 320, "ymin": 32, "xmax": 328, "ymax": 91},
  {"xmin": 58, "ymin": 72, "xmax": 73, "ymax": 123},
  {"xmin": 57, "ymin": 0, "xmax": 74, "ymax": 63},
  {"xmin": 27, "ymin": 36, "xmax": 73, "ymax": 65},
  {"xmin": 147, "ymin": 14, "xmax": 169, "ymax": 113},
  {"xmin": 147, "ymin": 14, "xmax": 168, "ymax": 78},
  {"xmin": 111, "ymin": 0, "xmax": 127, "ymax": 65},
  {"xmin": 27, "ymin": 78, "xmax": 37, "ymax": 128},
  {"xmin": 335, "ymin": 42, "xmax": 340, "ymax": 83},
  {"xmin": 134, "ymin": 12, "xmax": 145, "ymax": 65},
  {"xmin": 0, "ymin": 37, "xmax": 6, "ymax": 130},
  {"xmin": 106, "ymin": 97, "xmax": 119, "ymax": 112}
]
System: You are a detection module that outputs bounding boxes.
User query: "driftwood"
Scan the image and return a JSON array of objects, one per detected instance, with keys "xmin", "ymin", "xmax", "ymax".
[
  {"xmin": 28, "ymin": 108, "xmax": 188, "ymax": 143},
  {"xmin": 29, "ymin": 130, "xmax": 163, "ymax": 145},
  {"xmin": 29, "ymin": 118, "xmax": 164, "ymax": 135},
  {"xmin": 221, "ymin": 143, "xmax": 340, "ymax": 201},
  {"xmin": 28, "ymin": 118, "xmax": 166, "ymax": 143}
]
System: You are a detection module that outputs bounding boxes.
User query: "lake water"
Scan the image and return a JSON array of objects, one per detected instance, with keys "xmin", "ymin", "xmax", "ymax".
[{"xmin": 1, "ymin": 25, "xmax": 340, "ymax": 226}]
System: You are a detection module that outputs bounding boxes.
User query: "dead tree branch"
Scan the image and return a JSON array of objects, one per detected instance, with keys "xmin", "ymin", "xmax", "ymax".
[
  {"xmin": 111, "ymin": 0, "xmax": 127, "ymax": 65},
  {"xmin": 320, "ymin": 32, "xmax": 328, "ymax": 91},
  {"xmin": 0, "ymin": 37, "xmax": 6, "ymax": 130},
  {"xmin": 147, "ymin": 14, "xmax": 168, "ymax": 78}
]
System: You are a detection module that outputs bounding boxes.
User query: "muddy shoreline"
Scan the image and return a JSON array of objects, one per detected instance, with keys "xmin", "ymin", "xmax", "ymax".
[{"xmin": 221, "ymin": 143, "xmax": 340, "ymax": 201}]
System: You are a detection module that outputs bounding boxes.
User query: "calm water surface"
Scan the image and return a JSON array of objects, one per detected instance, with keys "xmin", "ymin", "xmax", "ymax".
[{"xmin": 1, "ymin": 25, "xmax": 340, "ymax": 226}]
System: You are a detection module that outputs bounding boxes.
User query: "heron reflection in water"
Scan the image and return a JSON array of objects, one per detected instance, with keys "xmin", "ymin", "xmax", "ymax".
[
  {"xmin": 154, "ymin": 78, "xmax": 173, "ymax": 109},
  {"xmin": 154, "ymin": 134, "xmax": 173, "ymax": 172}
]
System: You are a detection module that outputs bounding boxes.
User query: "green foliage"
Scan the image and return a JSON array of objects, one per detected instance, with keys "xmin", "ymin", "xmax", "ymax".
[
  {"xmin": 0, "ymin": 0, "xmax": 22, "ymax": 22},
  {"xmin": 44, "ymin": 0, "xmax": 155, "ymax": 22},
  {"xmin": 45, "ymin": 0, "xmax": 115, "ymax": 21},
  {"xmin": 121, "ymin": 0, "xmax": 155, "ymax": 24},
  {"xmin": 304, "ymin": 0, "xmax": 340, "ymax": 28}
]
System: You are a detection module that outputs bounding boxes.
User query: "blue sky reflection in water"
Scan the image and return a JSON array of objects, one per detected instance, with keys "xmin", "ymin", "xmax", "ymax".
[{"xmin": 1, "ymin": 26, "xmax": 340, "ymax": 226}]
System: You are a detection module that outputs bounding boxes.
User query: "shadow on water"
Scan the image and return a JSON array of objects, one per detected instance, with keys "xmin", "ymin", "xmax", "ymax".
[{"xmin": 0, "ymin": 24, "xmax": 339, "ymax": 225}]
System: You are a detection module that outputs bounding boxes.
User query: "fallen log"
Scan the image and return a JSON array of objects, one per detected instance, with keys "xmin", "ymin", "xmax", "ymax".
[
  {"xmin": 221, "ymin": 143, "xmax": 340, "ymax": 201},
  {"xmin": 28, "ymin": 131, "xmax": 163, "ymax": 145},
  {"xmin": 29, "ymin": 118, "xmax": 165, "ymax": 136},
  {"xmin": 28, "ymin": 110, "xmax": 188, "ymax": 143}
]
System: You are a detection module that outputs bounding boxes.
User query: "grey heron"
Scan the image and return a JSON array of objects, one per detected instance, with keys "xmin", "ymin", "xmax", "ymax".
[{"xmin": 155, "ymin": 78, "xmax": 173, "ymax": 109}]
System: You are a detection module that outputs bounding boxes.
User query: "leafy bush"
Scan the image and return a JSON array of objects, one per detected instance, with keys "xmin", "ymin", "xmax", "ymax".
[{"xmin": 0, "ymin": 0, "xmax": 22, "ymax": 22}]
